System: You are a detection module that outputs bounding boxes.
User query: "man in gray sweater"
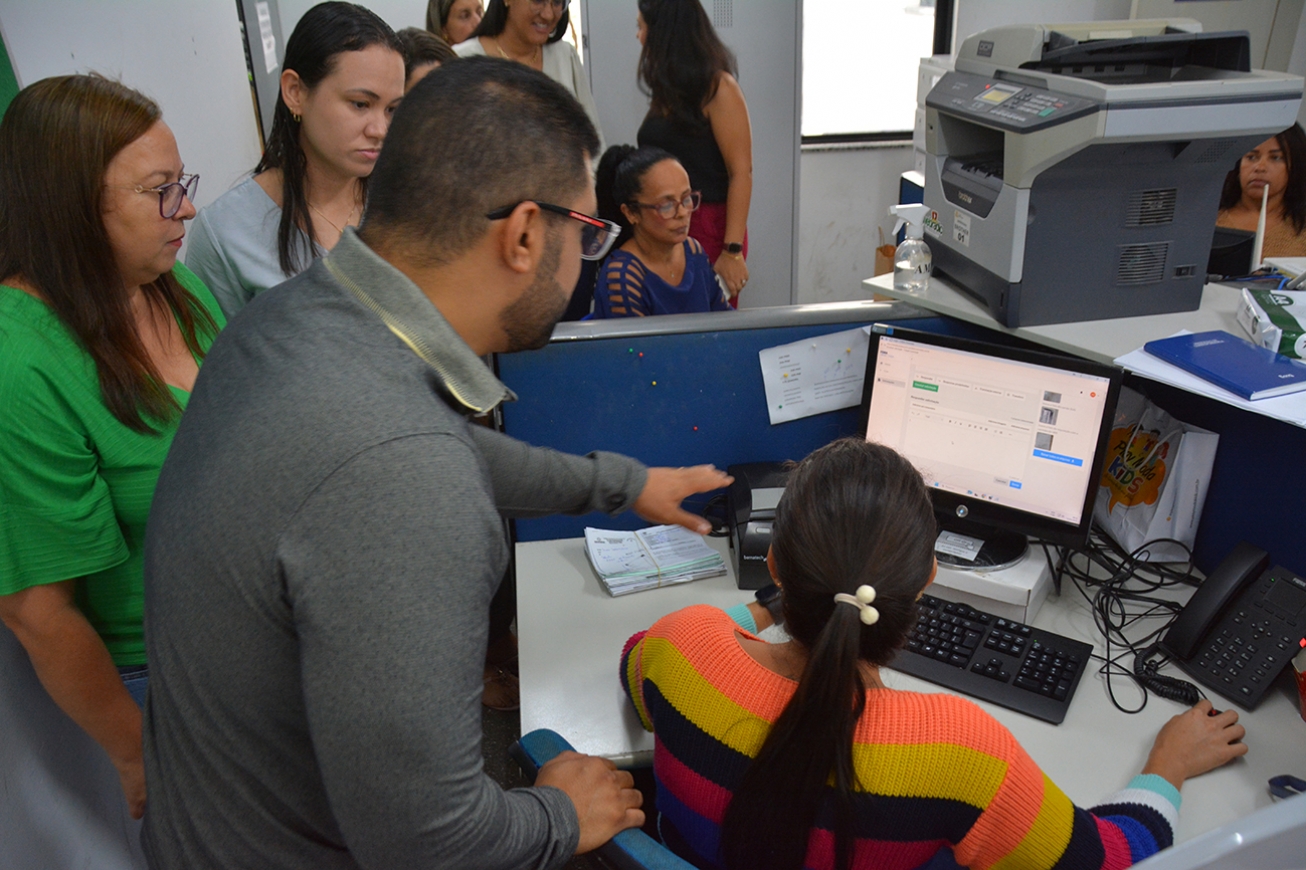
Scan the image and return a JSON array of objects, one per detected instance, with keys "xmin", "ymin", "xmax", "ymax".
[{"xmin": 141, "ymin": 58, "xmax": 729, "ymax": 869}]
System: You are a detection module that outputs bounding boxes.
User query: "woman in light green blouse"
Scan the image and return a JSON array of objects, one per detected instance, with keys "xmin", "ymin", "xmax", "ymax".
[{"xmin": 0, "ymin": 75, "xmax": 224, "ymax": 819}]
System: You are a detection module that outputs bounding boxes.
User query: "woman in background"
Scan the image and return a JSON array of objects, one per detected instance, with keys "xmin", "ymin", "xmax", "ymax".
[
  {"xmin": 397, "ymin": 26, "xmax": 457, "ymax": 91},
  {"xmin": 426, "ymin": 0, "xmax": 484, "ymax": 45},
  {"xmin": 1216, "ymin": 123, "xmax": 1306, "ymax": 258},
  {"xmin": 594, "ymin": 145, "xmax": 730, "ymax": 317},
  {"xmin": 622, "ymin": 438, "xmax": 1247, "ymax": 870},
  {"xmin": 0, "ymin": 75, "xmax": 224, "ymax": 819},
  {"xmin": 636, "ymin": 0, "xmax": 751, "ymax": 306},
  {"xmin": 456, "ymin": 0, "xmax": 602, "ymax": 155},
  {"xmin": 457, "ymin": 0, "xmax": 604, "ymax": 320},
  {"xmin": 186, "ymin": 2, "xmax": 404, "ymax": 318}
]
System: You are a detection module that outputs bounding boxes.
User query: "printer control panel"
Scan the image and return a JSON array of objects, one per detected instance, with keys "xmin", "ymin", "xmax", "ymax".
[{"xmin": 926, "ymin": 71, "xmax": 1098, "ymax": 132}]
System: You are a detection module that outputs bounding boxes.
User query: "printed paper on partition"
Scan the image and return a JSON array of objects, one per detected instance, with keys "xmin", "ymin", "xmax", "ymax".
[{"xmin": 758, "ymin": 327, "xmax": 870, "ymax": 425}]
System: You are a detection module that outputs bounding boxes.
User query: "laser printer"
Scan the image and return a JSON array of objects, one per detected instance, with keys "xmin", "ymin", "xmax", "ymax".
[{"xmin": 922, "ymin": 20, "xmax": 1303, "ymax": 326}]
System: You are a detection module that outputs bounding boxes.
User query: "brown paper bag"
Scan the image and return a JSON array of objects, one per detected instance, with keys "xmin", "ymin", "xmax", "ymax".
[
  {"xmin": 874, "ymin": 227, "xmax": 895, "ymax": 277},
  {"xmin": 872, "ymin": 228, "xmax": 897, "ymax": 300}
]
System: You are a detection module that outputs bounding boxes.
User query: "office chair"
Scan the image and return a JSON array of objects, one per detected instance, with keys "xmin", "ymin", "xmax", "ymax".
[{"xmin": 510, "ymin": 729, "xmax": 695, "ymax": 870}]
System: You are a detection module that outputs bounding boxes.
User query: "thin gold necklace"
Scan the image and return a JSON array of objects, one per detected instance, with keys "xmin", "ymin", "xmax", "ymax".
[
  {"xmin": 634, "ymin": 236, "xmax": 681, "ymax": 283},
  {"xmin": 493, "ymin": 36, "xmax": 540, "ymax": 66},
  {"xmin": 308, "ymin": 195, "xmax": 358, "ymax": 237}
]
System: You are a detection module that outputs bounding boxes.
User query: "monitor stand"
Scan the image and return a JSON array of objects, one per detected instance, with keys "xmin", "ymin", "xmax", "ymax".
[{"xmin": 934, "ymin": 514, "xmax": 1029, "ymax": 571}]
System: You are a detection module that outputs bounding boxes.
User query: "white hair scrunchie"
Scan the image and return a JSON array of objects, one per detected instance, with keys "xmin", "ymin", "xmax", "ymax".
[{"xmin": 833, "ymin": 585, "xmax": 879, "ymax": 625}]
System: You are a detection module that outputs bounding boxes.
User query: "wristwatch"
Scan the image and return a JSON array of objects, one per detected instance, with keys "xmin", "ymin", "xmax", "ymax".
[
  {"xmin": 755, "ymin": 583, "xmax": 784, "ymax": 628},
  {"xmin": 723, "ymin": 242, "xmax": 744, "ymax": 256}
]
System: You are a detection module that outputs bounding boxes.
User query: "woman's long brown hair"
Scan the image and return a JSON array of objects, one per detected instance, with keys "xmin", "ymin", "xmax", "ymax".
[
  {"xmin": 0, "ymin": 74, "xmax": 217, "ymax": 433},
  {"xmin": 719, "ymin": 438, "xmax": 938, "ymax": 870}
]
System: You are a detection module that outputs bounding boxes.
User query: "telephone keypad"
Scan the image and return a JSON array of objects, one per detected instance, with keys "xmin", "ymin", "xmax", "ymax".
[{"xmin": 1176, "ymin": 564, "xmax": 1306, "ymax": 709}]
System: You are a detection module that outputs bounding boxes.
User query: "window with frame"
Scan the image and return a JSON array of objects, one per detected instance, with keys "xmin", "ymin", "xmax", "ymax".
[{"xmin": 802, "ymin": 0, "xmax": 939, "ymax": 142}]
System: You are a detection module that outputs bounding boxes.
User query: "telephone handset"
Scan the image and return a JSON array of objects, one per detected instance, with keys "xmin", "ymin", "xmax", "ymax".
[
  {"xmin": 1162, "ymin": 542, "xmax": 1269, "ymax": 660},
  {"xmin": 1161, "ymin": 541, "xmax": 1306, "ymax": 709}
]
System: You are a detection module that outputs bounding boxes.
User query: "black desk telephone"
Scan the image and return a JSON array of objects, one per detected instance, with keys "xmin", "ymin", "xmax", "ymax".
[{"xmin": 1159, "ymin": 541, "xmax": 1306, "ymax": 709}]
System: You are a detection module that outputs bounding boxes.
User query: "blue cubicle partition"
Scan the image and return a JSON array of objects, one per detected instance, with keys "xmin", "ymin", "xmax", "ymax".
[
  {"xmin": 496, "ymin": 301, "xmax": 994, "ymax": 542},
  {"xmin": 498, "ymin": 300, "xmax": 1306, "ymax": 575}
]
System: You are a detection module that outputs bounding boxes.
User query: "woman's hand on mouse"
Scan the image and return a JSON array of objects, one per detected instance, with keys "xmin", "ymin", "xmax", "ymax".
[{"xmin": 1142, "ymin": 698, "xmax": 1248, "ymax": 789}]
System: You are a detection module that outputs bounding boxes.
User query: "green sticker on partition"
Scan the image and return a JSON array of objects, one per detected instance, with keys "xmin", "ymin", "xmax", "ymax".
[{"xmin": 912, "ymin": 381, "xmax": 939, "ymax": 392}]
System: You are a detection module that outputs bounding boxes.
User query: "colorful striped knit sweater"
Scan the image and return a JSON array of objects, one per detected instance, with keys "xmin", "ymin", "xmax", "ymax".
[{"xmin": 620, "ymin": 604, "xmax": 1180, "ymax": 870}]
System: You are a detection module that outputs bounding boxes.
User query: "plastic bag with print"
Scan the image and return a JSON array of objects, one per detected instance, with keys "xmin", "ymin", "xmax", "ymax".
[{"xmin": 1092, "ymin": 386, "xmax": 1219, "ymax": 562}]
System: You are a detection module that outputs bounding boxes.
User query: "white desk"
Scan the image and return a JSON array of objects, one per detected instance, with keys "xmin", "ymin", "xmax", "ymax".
[
  {"xmin": 516, "ymin": 536, "xmax": 1306, "ymax": 844},
  {"xmin": 862, "ymin": 272, "xmax": 1243, "ymax": 366}
]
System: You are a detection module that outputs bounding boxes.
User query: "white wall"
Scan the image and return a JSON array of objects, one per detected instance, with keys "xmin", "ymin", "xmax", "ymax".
[
  {"xmin": 278, "ymin": 0, "xmax": 427, "ymax": 38},
  {"xmin": 0, "ymin": 0, "xmax": 262, "ymax": 208},
  {"xmin": 580, "ymin": 0, "xmax": 646, "ymax": 152},
  {"xmin": 796, "ymin": 144, "xmax": 916, "ymax": 304}
]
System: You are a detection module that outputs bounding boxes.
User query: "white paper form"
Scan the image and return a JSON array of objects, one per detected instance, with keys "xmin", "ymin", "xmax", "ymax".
[
  {"xmin": 635, "ymin": 525, "xmax": 720, "ymax": 571},
  {"xmin": 758, "ymin": 327, "xmax": 870, "ymax": 425}
]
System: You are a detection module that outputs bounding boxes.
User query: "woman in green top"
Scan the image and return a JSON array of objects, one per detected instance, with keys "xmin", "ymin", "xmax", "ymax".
[{"xmin": 0, "ymin": 75, "xmax": 224, "ymax": 819}]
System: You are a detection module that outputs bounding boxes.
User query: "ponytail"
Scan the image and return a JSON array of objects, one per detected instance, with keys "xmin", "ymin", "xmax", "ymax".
[
  {"xmin": 721, "ymin": 605, "xmax": 867, "ymax": 870},
  {"xmin": 717, "ymin": 438, "xmax": 937, "ymax": 870}
]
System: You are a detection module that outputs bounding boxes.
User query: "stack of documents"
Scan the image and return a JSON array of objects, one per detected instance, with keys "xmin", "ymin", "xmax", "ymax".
[{"xmin": 583, "ymin": 525, "xmax": 726, "ymax": 596}]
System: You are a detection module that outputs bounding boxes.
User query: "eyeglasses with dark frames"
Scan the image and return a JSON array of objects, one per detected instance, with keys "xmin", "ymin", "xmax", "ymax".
[
  {"xmin": 485, "ymin": 201, "xmax": 622, "ymax": 261},
  {"xmin": 631, "ymin": 190, "xmax": 702, "ymax": 221},
  {"xmin": 110, "ymin": 173, "xmax": 200, "ymax": 219},
  {"xmin": 528, "ymin": 0, "xmax": 570, "ymax": 11}
]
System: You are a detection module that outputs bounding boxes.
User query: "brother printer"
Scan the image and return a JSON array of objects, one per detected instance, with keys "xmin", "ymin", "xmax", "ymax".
[{"xmin": 922, "ymin": 20, "xmax": 1303, "ymax": 326}]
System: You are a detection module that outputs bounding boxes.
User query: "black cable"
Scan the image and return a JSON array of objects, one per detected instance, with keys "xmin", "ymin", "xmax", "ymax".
[
  {"xmin": 702, "ymin": 494, "xmax": 730, "ymax": 537},
  {"xmin": 1133, "ymin": 643, "xmax": 1202, "ymax": 706},
  {"xmin": 1032, "ymin": 525, "xmax": 1203, "ymax": 713}
]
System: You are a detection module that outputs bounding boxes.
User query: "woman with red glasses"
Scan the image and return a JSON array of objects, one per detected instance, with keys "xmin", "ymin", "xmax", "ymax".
[
  {"xmin": 593, "ymin": 145, "xmax": 731, "ymax": 318},
  {"xmin": 635, "ymin": 0, "xmax": 752, "ymax": 307}
]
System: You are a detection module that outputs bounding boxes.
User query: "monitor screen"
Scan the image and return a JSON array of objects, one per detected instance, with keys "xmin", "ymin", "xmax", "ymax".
[{"xmin": 860, "ymin": 325, "xmax": 1123, "ymax": 550}]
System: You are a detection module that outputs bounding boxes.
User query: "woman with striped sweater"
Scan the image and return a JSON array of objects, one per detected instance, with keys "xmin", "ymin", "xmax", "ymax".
[{"xmin": 620, "ymin": 438, "xmax": 1246, "ymax": 870}]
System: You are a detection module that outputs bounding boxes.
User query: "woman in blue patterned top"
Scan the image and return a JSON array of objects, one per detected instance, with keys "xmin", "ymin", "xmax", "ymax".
[{"xmin": 593, "ymin": 145, "xmax": 732, "ymax": 318}]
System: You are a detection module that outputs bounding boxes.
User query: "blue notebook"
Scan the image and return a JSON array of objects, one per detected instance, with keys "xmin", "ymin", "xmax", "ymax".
[{"xmin": 1143, "ymin": 330, "xmax": 1306, "ymax": 400}]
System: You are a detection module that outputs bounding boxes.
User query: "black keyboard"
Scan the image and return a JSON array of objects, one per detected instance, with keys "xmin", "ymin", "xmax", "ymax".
[{"xmin": 888, "ymin": 594, "xmax": 1095, "ymax": 724}]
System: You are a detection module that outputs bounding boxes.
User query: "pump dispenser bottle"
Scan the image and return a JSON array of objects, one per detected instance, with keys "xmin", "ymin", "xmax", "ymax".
[{"xmin": 887, "ymin": 204, "xmax": 932, "ymax": 294}]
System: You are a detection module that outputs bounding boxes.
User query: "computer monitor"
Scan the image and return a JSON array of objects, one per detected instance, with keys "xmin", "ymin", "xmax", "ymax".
[{"xmin": 859, "ymin": 324, "xmax": 1123, "ymax": 568}]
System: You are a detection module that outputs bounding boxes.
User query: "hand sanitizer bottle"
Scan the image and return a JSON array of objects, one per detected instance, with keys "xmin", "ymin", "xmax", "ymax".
[{"xmin": 887, "ymin": 204, "xmax": 932, "ymax": 294}]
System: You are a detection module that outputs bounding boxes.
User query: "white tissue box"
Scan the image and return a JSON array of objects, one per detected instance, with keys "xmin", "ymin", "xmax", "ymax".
[{"xmin": 1237, "ymin": 287, "xmax": 1306, "ymax": 359}]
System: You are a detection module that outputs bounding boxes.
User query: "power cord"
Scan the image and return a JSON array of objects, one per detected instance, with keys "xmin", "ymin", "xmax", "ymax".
[
  {"xmin": 701, "ymin": 494, "xmax": 731, "ymax": 537},
  {"xmin": 1035, "ymin": 528, "xmax": 1204, "ymax": 713}
]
